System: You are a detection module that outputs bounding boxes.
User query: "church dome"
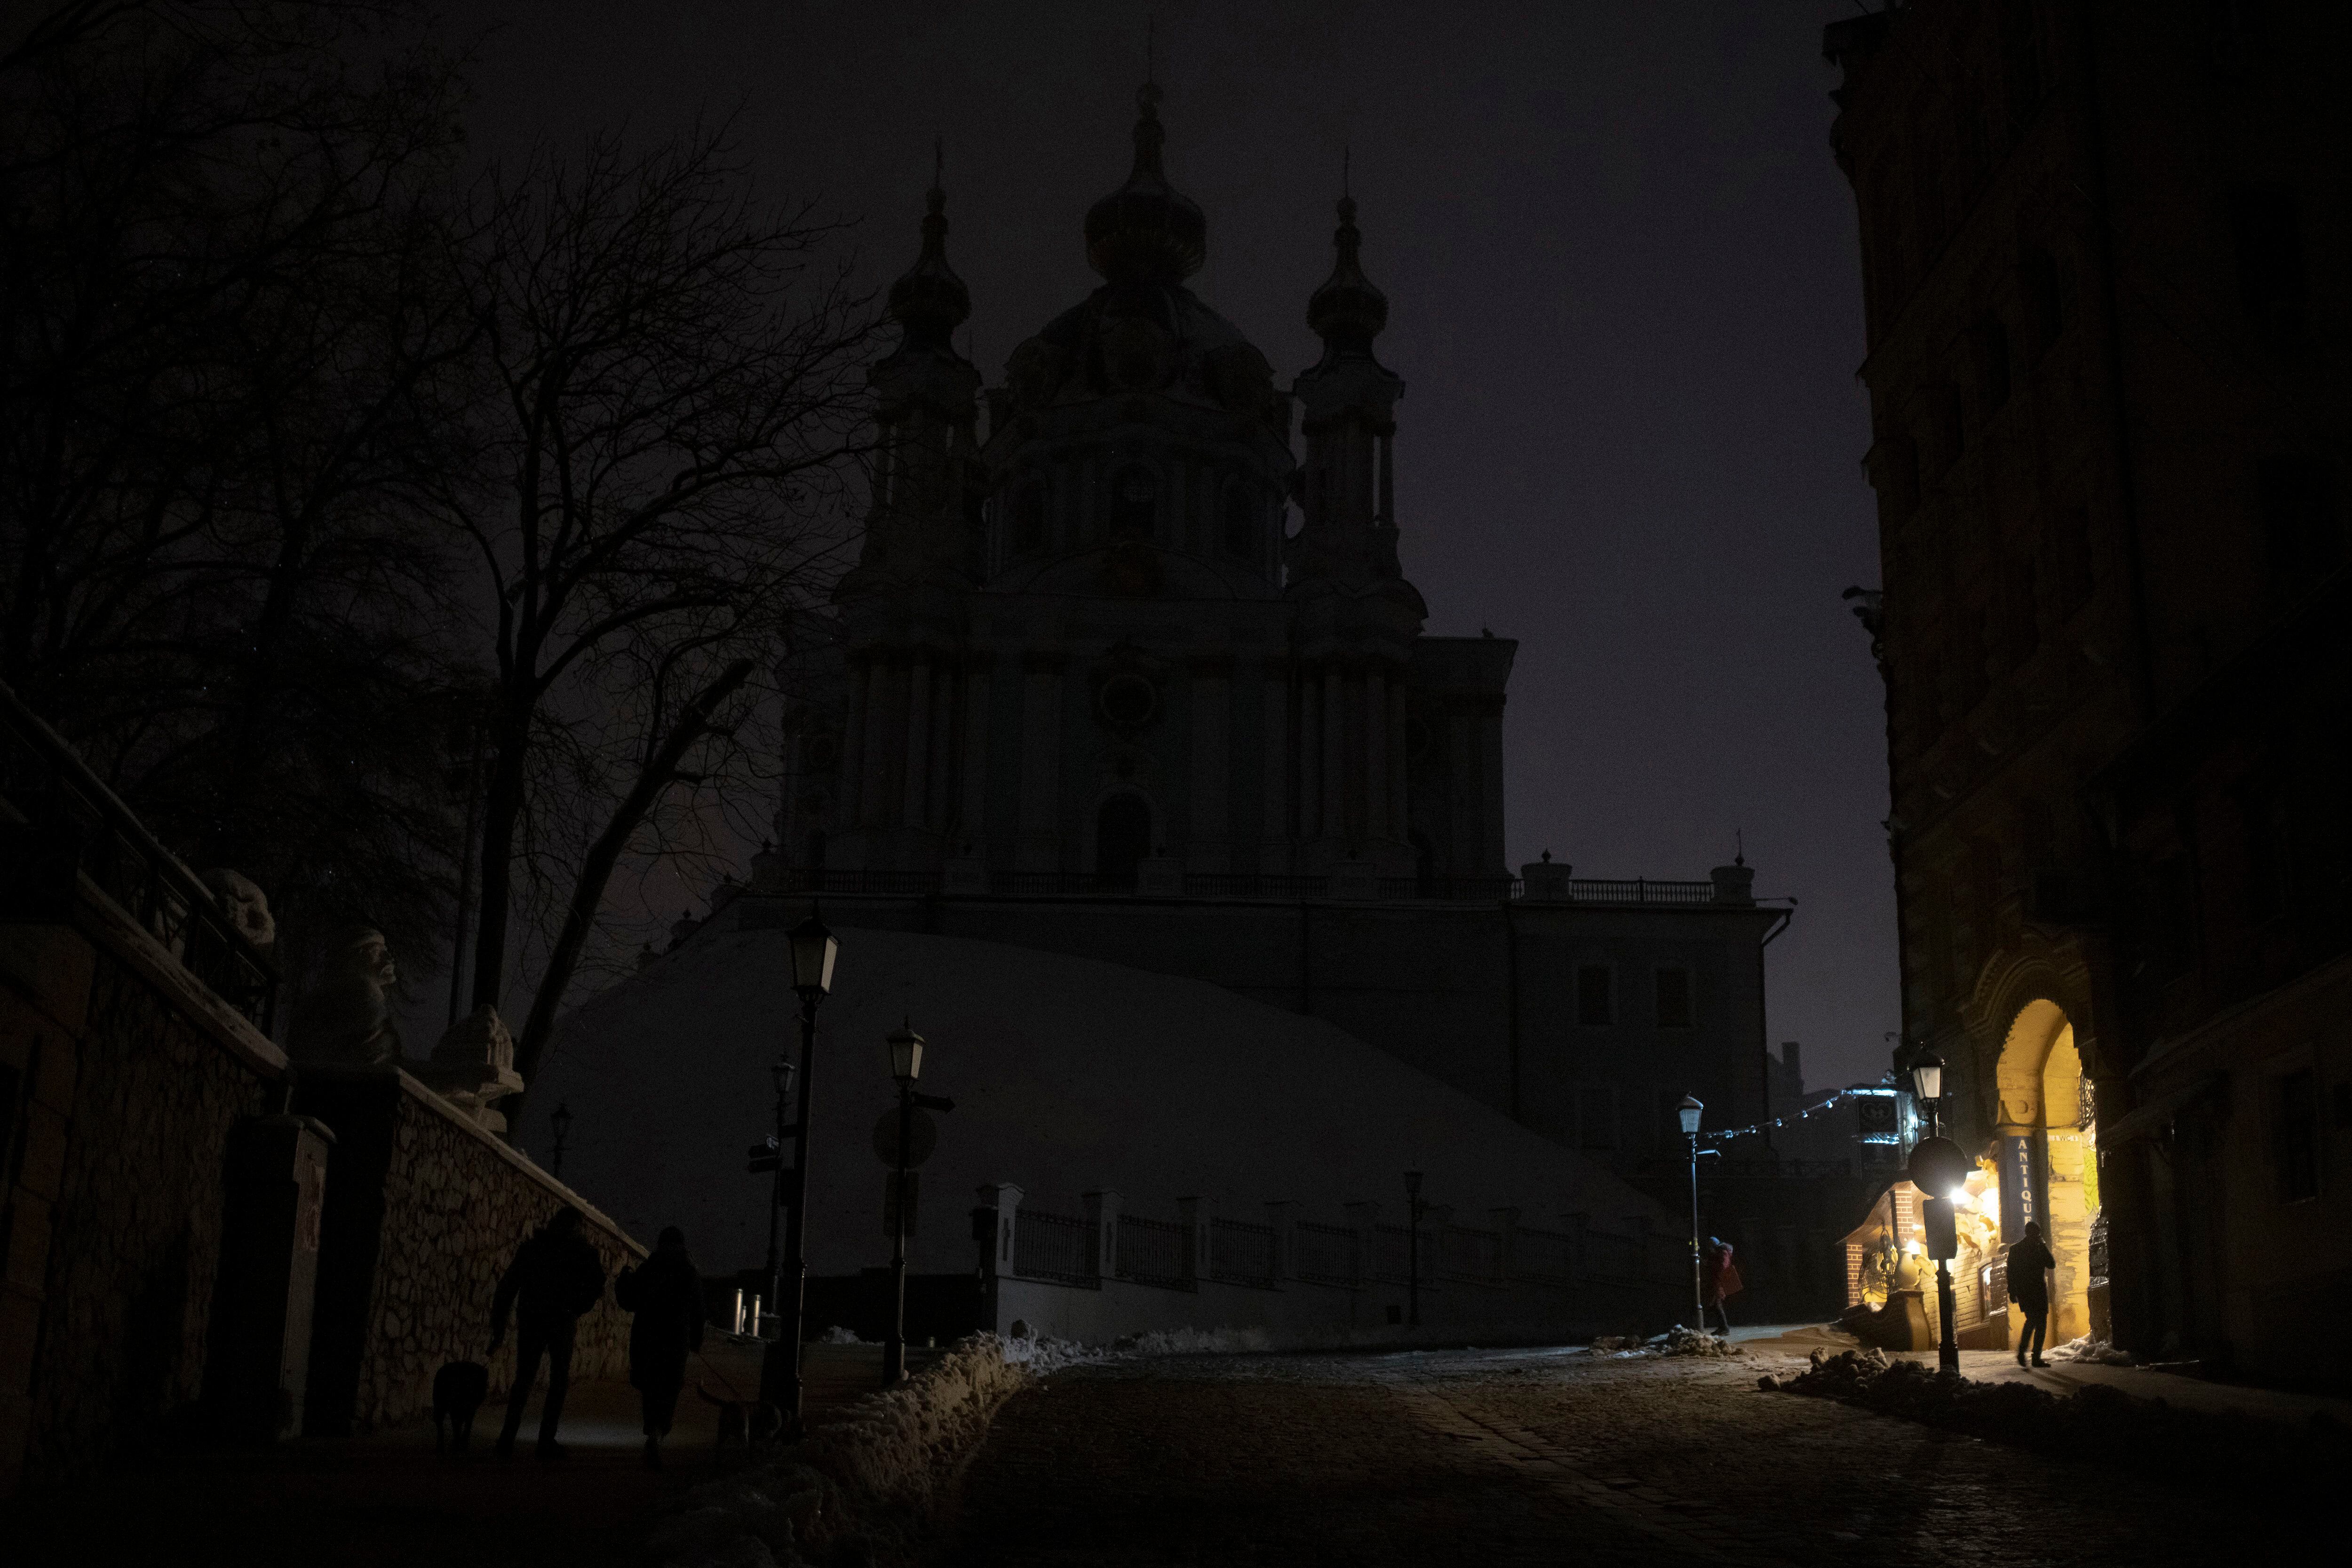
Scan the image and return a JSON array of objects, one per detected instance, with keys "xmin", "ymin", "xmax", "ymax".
[
  {"xmin": 1306, "ymin": 196, "xmax": 1388, "ymax": 359},
  {"xmin": 1083, "ymin": 82, "xmax": 1207, "ymax": 285},
  {"xmin": 886, "ymin": 178, "xmax": 969, "ymax": 350}
]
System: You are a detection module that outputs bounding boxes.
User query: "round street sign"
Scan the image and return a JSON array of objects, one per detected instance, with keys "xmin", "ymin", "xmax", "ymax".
[
  {"xmin": 872, "ymin": 1108, "xmax": 938, "ymax": 1169},
  {"xmin": 1907, "ymin": 1135, "xmax": 1972, "ymax": 1198}
]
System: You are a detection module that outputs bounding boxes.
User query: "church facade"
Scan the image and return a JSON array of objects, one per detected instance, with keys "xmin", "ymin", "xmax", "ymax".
[{"xmin": 778, "ymin": 84, "xmax": 1507, "ymax": 893}]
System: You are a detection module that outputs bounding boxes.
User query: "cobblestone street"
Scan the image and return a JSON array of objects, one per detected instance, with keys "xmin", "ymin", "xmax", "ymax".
[{"xmin": 951, "ymin": 1341, "xmax": 2307, "ymax": 1567}]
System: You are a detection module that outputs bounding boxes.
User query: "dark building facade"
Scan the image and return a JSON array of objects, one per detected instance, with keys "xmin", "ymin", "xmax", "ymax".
[{"xmin": 1825, "ymin": 0, "xmax": 2351, "ymax": 1381}]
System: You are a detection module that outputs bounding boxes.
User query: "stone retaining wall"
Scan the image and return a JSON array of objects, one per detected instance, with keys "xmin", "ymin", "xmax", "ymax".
[
  {"xmin": 1, "ymin": 923, "xmax": 281, "ymax": 1493},
  {"xmin": 295, "ymin": 1068, "xmax": 643, "ymax": 1435}
]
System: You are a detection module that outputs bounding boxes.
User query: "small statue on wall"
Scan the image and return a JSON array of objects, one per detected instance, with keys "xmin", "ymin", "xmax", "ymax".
[
  {"xmin": 285, "ymin": 927, "xmax": 404, "ymax": 1067},
  {"xmin": 416, "ymin": 1005, "xmax": 527, "ymax": 1134},
  {"xmin": 201, "ymin": 868, "xmax": 276, "ymax": 953}
]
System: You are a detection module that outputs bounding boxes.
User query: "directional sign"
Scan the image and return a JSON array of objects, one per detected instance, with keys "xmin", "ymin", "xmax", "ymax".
[
  {"xmin": 747, "ymin": 1133, "xmax": 787, "ymax": 1175},
  {"xmin": 1907, "ymin": 1135, "xmax": 1971, "ymax": 1199},
  {"xmin": 872, "ymin": 1108, "xmax": 938, "ymax": 1169}
]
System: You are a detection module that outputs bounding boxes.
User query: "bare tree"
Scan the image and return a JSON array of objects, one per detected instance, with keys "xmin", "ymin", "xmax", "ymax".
[
  {"xmin": 0, "ymin": 0, "xmax": 477, "ymax": 975},
  {"xmin": 437, "ymin": 125, "xmax": 873, "ymax": 1087}
]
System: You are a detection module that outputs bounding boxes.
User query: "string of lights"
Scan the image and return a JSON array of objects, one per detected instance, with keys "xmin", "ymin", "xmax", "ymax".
[{"xmin": 1698, "ymin": 1084, "xmax": 1899, "ymax": 1145}]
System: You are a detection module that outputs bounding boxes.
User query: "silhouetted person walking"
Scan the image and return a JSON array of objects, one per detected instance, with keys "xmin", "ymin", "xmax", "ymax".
[
  {"xmin": 491, "ymin": 1208, "xmax": 607, "ymax": 1459},
  {"xmin": 1701, "ymin": 1236, "xmax": 1742, "ymax": 1337},
  {"xmin": 615, "ymin": 1225, "xmax": 705, "ymax": 1469},
  {"xmin": 2008, "ymin": 1220, "xmax": 2058, "ymax": 1368}
]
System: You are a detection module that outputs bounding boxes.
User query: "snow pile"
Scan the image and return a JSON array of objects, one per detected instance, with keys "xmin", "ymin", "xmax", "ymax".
[
  {"xmin": 1774, "ymin": 1348, "xmax": 2351, "ymax": 1485},
  {"xmin": 1109, "ymin": 1325, "xmax": 1274, "ymax": 1357},
  {"xmin": 649, "ymin": 1334, "xmax": 1037, "ymax": 1568},
  {"xmin": 2054, "ymin": 1335, "xmax": 2136, "ymax": 1366},
  {"xmin": 1652, "ymin": 1327, "xmax": 1743, "ymax": 1358},
  {"xmin": 1586, "ymin": 1335, "xmax": 1646, "ymax": 1353},
  {"xmin": 815, "ymin": 1326, "xmax": 866, "ymax": 1345}
]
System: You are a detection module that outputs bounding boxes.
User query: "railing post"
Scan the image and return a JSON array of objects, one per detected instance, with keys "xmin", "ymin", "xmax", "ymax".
[
  {"xmin": 1489, "ymin": 1206, "xmax": 1520, "ymax": 1285},
  {"xmin": 1082, "ymin": 1188, "xmax": 1121, "ymax": 1283},
  {"xmin": 1176, "ymin": 1196, "xmax": 1210, "ymax": 1287},
  {"xmin": 1343, "ymin": 1201, "xmax": 1379, "ymax": 1289},
  {"xmin": 978, "ymin": 1183, "xmax": 1023, "ymax": 1277},
  {"xmin": 1263, "ymin": 1201, "xmax": 1296, "ymax": 1284}
]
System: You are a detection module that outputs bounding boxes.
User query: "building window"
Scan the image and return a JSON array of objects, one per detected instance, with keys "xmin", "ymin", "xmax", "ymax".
[
  {"xmin": 1110, "ymin": 466, "xmax": 1157, "ymax": 541},
  {"xmin": 1579, "ymin": 1084, "xmax": 1617, "ymax": 1151},
  {"xmin": 1011, "ymin": 482, "xmax": 1047, "ymax": 554},
  {"xmin": 2276, "ymin": 1069, "xmax": 2320, "ymax": 1202},
  {"xmin": 2231, "ymin": 186, "xmax": 2306, "ymax": 346},
  {"xmin": 2257, "ymin": 457, "xmax": 2339, "ymax": 581},
  {"xmin": 1577, "ymin": 965, "xmax": 1613, "ymax": 1026},
  {"xmin": 1654, "ymin": 967, "xmax": 1692, "ymax": 1028},
  {"xmin": 1222, "ymin": 482, "xmax": 1256, "ymax": 559}
]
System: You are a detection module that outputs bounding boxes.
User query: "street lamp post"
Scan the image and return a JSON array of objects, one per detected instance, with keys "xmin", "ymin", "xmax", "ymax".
[
  {"xmin": 883, "ymin": 1020, "xmax": 925, "ymax": 1385},
  {"xmin": 765, "ymin": 907, "xmax": 838, "ymax": 1430},
  {"xmin": 549, "ymin": 1101, "xmax": 573, "ymax": 1181},
  {"xmin": 1677, "ymin": 1095, "xmax": 1704, "ymax": 1328},
  {"xmin": 761, "ymin": 1056, "xmax": 796, "ymax": 1298},
  {"xmin": 1403, "ymin": 1171, "xmax": 1424, "ymax": 1329},
  {"xmin": 1910, "ymin": 1052, "xmax": 1961, "ymax": 1373}
]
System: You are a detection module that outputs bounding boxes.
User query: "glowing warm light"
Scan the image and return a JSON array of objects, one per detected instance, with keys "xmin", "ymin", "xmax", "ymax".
[{"xmin": 1904, "ymin": 1240, "xmax": 1923, "ymax": 1255}]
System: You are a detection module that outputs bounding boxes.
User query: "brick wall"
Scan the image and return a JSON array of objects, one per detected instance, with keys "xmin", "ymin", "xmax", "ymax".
[{"xmin": 296, "ymin": 1068, "xmax": 643, "ymax": 1435}]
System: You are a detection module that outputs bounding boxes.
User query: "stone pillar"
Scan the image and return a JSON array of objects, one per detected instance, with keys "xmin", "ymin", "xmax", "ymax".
[
  {"xmin": 1322, "ymin": 663, "xmax": 1347, "ymax": 841},
  {"xmin": 1188, "ymin": 661, "xmax": 1230, "ymax": 872},
  {"xmin": 1479, "ymin": 703, "xmax": 1507, "ymax": 873},
  {"xmin": 958, "ymin": 661, "xmax": 992, "ymax": 850},
  {"xmin": 1364, "ymin": 668, "xmax": 1390, "ymax": 843},
  {"xmin": 1016, "ymin": 657, "xmax": 1062, "ymax": 871},
  {"xmin": 1298, "ymin": 667, "xmax": 1322, "ymax": 841},
  {"xmin": 1261, "ymin": 660, "xmax": 1292, "ymax": 865},
  {"xmin": 1264, "ymin": 1200, "xmax": 1296, "ymax": 1283},
  {"xmin": 1176, "ymin": 1196, "xmax": 1211, "ymax": 1285},
  {"xmin": 1489, "ymin": 1206, "xmax": 1520, "ymax": 1286},
  {"xmin": 859, "ymin": 661, "xmax": 897, "ymax": 828},
  {"xmin": 1387, "ymin": 676, "xmax": 1410, "ymax": 846},
  {"xmin": 901, "ymin": 656, "xmax": 933, "ymax": 831},
  {"xmin": 1344, "ymin": 1200, "xmax": 1380, "ymax": 1289},
  {"xmin": 1447, "ymin": 711, "xmax": 1475, "ymax": 875},
  {"xmin": 1083, "ymin": 1189, "xmax": 1122, "ymax": 1282},
  {"xmin": 840, "ymin": 656, "xmax": 870, "ymax": 828},
  {"xmin": 977, "ymin": 1182, "xmax": 1024, "ymax": 1278}
]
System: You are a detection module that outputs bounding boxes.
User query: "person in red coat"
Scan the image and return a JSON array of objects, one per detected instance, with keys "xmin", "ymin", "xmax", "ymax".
[{"xmin": 1701, "ymin": 1236, "xmax": 1743, "ymax": 1337}]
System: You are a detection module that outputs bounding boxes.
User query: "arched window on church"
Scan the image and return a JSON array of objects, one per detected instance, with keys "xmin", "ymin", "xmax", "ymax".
[
  {"xmin": 1010, "ymin": 481, "xmax": 1047, "ymax": 555},
  {"xmin": 1223, "ymin": 481, "xmax": 1256, "ymax": 560},
  {"xmin": 1110, "ymin": 466, "xmax": 1157, "ymax": 541},
  {"xmin": 1095, "ymin": 796, "xmax": 1152, "ymax": 890}
]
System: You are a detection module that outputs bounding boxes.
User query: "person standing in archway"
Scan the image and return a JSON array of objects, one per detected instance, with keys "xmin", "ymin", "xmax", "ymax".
[{"xmin": 2008, "ymin": 1220, "xmax": 2058, "ymax": 1367}]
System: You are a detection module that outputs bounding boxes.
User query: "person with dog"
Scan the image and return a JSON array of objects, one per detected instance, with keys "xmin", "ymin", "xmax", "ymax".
[
  {"xmin": 615, "ymin": 1225, "xmax": 706, "ymax": 1469},
  {"xmin": 490, "ymin": 1207, "xmax": 607, "ymax": 1460},
  {"xmin": 2007, "ymin": 1219, "xmax": 2059, "ymax": 1367}
]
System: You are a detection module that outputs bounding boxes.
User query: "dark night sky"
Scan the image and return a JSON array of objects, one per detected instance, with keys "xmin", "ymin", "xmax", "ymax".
[{"xmin": 456, "ymin": 1, "xmax": 1898, "ymax": 1094}]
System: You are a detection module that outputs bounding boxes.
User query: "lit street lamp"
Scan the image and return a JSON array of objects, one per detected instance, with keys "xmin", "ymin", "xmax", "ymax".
[
  {"xmin": 1907, "ymin": 1051, "xmax": 1966, "ymax": 1374},
  {"xmin": 766, "ymin": 907, "xmax": 838, "ymax": 1431},
  {"xmin": 884, "ymin": 1021, "xmax": 924, "ymax": 1385},
  {"xmin": 1403, "ymin": 1171, "xmax": 1424, "ymax": 1329},
  {"xmin": 1677, "ymin": 1095, "xmax": 1706, "ymax": 1328}
]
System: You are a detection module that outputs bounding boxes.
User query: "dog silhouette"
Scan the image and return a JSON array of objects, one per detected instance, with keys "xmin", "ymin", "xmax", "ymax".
[{"xmin": 434, "ymin": 1360, "xmax": 489, "ymax": 1455}]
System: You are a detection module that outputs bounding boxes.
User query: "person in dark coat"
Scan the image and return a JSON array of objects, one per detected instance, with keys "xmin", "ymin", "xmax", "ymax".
[
  {"xmin": 2007, "ymin": 1220, "xmax": 2058, "ymax": 1367},
  {"xmin": 1700, "ymin": 1236, "xmax": 1743, "ymax": 1337},
  {"xmin": 490, "ymin": 1207, "xmax": 607, "ymax": 1459},
  {"xmin": 614, "ymin": 1225, "xmax": 706, "ymax": 1469}
]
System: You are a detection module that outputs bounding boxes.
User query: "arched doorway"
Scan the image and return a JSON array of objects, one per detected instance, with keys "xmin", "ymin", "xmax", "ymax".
[
  {"xmin": 1095, "ymin": 796, "xmax": 1152, "ymax": 890},
  {"xmin": 1994, "ymin": 999, "xmax": 2102, "ymax": 1343}
]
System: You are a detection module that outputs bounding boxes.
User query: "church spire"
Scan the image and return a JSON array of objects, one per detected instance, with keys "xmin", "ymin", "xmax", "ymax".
[{"xmin": 886, "ymin": 141, "xmax": 970, "ymax": 354}]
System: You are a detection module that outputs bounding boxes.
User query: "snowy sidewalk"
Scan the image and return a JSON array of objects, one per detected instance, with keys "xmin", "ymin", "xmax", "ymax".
[{"xmin": 1739, "ymin": 1324, "xmax": 2352, "ymax": 1430}]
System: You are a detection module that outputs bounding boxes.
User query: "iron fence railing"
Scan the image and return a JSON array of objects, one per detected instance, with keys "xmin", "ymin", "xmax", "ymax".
[
  {"xmin": 1115, "ymin": 1215, "xmax": 1192, "ymax": 1289},
  {"xmin": 1012, "ymin": 1210, "xmax": 1097, "ymax": 1285},
  {"xmin": 1440, "ymin": 1226, "xmax": 1504, "ymax": 1284},
  {"xmin": 1208, "ymin": 1218, "xmax": 1277, "ymax": 1288},
  {"xmin": 751, "ymin": 868, "xmax": 1729, "ymax": 907},
  {"xmin": 1512, "ymin": 1227, "xmax": 1576, "ymax": 1285},
  {"xmin": 0, "ymin": 680, "xmax": 279, "ymax": 1032},
  {"xmin": 1292, "ymin": 1221, "xmax": 1361, "ymax": 1286}
]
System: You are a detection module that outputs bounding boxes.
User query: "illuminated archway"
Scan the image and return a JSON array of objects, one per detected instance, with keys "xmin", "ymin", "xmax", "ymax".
[{"xmin": 1994, "ymin": 998, "xmax": 2100, "ymax": 1343}]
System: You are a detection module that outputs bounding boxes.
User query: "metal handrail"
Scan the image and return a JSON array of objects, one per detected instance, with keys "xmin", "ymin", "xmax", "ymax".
[{"xmin": 0, "ymin": 679, "xmax": 278, "ymax": 1031}]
